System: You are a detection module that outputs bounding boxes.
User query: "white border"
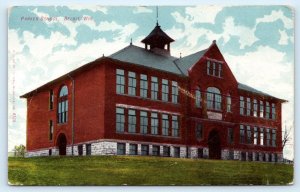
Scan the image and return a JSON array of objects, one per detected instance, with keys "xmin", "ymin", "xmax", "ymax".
[{"xmin": 1, "ymin": 0, "xmax": 299, "ymax": 192}]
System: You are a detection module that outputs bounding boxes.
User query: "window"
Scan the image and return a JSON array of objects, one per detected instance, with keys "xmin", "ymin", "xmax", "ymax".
[
  {"xmin": 86, "ymin": 144, "xmax": 91, "ymax": 156},
  {"xmin": 246, "ymin": 98, "xmax": 251, "ymax": 116},
  {"xmin": 218, "ymin": 63, "xmax": 222, "ymax": 77},
  {"xmin": 129, "ymin": 144, "xmax": 137, "ymax": 155},
  {"xmin": 227, "ymin": 94, "xmax": 231, "ymax": 112},
  {"xmin": 140, "ymin": 111, "xmax": 148, "ymax": 134},
  {"xmin": 248, "ymin": 152, "xmax": 253, "ymax": 161},
  {"xmin": 162, "ymin": 79, "xmax": 169, "ymax": 102},
  {"xmin": 116, "ymin": 108, "xmax": 125, "ymax": 132},
  {"xmin": 151, "ymin": 113, "xmax": 158, "ymax": 135},
  {"xmin": 253, "ymin": 99, "xmax": 258, "ymax": 117},
  {"xmin": 78, "ymin": 145, "xmax": 83, "ymax": 156},
  {"xmin": 163, "ymin": 146, "xmax": 170, "ymax": 157},
  {"xmin": 58, "ymin": 85, "xmax": 68, "ymax": 124},
  {"xmin": 117, "ymin": 143, "xmax": 125, "ymax": 155},
  {"xmin": 240, "ymin": 125, "xmax": 245, "ymax": 144},
  {"xmin": 266, "ymin": 128, "xmax": 270, "ymax": 146},
  {"xmin": 172, "ymin": 115, "xmax": 179, "ymax": 137},
  {"xmin": 49, "ymin": 149, "xmax": 52, "ymax": 156},
  {"xmin": 49, "ymin": 120, "xmax": 53, "ymax": 140},
  {"xmin": 272, "ymin": 129, "xmax": 276, "ymax": 147},
  {"xmin": 271, "ymin": 103, "xmax": 276, "ymax": 120},
  {"xmin": 162, "ymin": 114, "xmax": 169, "ymax": 136},
  {"xmin": 196, "ymin": 123, "xmax": 203, "ymax": 140},
  {"xmin": 260, "ymin": 101, "xmax": 264, "ymax": 118},
  {"xmin": 152, "ymin": 145, "xmax": 160, "ymax": 156},
  {"xmin": 128, "ymin": 109, "xmax": 136, "ymax": 133},
  {"xmin": 172, "ymin": 81, "xmax": 179, "ymax": 103},
  {"xmin": 207, "ymin": 60, "xmax": 211, "ymax": 75},
  {"xmin": 140, "ymin": 74, "xmax": 148, "ymax": 98},
  {"xmin": 229, "ymin": 151, "xmax": 234, "ymax": 160},
  {"xmin": 141, "ymin": 145, "xmax": 149, "ymax": 155},
  {"xmin": 128, "ymin": 72, "xmax": 136, "ymax": 96},
  {"xmin": 116, "ymin": 69, "xmax": 125, "ymax": 94},
  {"xmin": 49, "ymin": 89, "xmax": 54, "ymax": 110},
  {"xmin": 174, "ymin": 147, "xmax": 180, "ymax": 158},
  {"xmin": 260, "ymin": 128, "xmax": 264, "ymax": 145},
  {"xmin": 254, "ymin": 127, "xmax": 258, "ymax": 145},
  {"xmin": 247, "ymin": 126, "xmax": 252, "ymax": 144},
  {"xmin": 207, "ymin": 60, "xmax": 222, "ymax": 77},
  {"xmin": 228, "ymin": 128, "xmax": 234, "ymax": 144},
  {"xmin": 241, "ymin": 152, "xmax": 246, "ymax": 161},
  {"xmin": 198, "ymin": 148, "xmax": 203, "ymax": 158},
  {"xmin": 240, "ymin": 96, "xmax": 245, "ymax": 115},
  {"xmin": 195, "ymin": 88, "xmax": 201, "ymax": 108},
  {"xmin": 206, "ymin": 87, "xmax": 221, "ymax": 110},
  {"xmin": 151, "ymin": 77, "xmax": 158, "ymax": 100},
  {"xmin": 254, "ymin": 152, "xmax": 259, "ymax": 161},
  {"xmin": 266, "ymin": 102, "xmax": 270, "ymax": 119}
]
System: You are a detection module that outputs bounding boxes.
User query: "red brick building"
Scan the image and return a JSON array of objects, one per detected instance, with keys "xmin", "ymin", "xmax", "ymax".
[{"xmin": 21, "ymin": 23, "xmax": 285, "ymax": 162}]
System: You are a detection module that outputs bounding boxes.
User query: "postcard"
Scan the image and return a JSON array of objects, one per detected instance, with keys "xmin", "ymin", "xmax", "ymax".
[{"xmin": 8, "ymin": 5, "xmax": 294, "ymax": 185}]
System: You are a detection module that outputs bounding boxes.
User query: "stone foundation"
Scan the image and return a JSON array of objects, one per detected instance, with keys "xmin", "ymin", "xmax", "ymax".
[{"xmin": 25, "ymin": 141, "xmax": 283, "ymax": 163}]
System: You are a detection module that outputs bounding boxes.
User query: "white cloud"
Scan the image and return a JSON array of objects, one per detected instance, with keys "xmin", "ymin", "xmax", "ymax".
[
  {"xmin": 68, "ymin": 5, "xmax": 108, "ymax": 14},
  {"xmin": 133, "ymin": 6, "xmax": 153, "ymax": 14},
  {"xmin": 31, "ymin": 8, "xmax": 50, "ymax": 18},
  {"xmin": 256, "ymin": 9, "xmax": 293, "ymax": 29},
  {"xmin": 185, "ymin": 5, "xmax": 223, "ymax": 24},
  {"xmin": 224, "ymin": 46, "xmax": 294, "ymax": 160},
  {"xmin": 278, "ymin": 29, "xmax": 289, "ymax": 45},
  {"xmin": 222, "ymin": 17, "xmax": 258, "ymax": 49},
  {"xmin": 98, "ymin": 21, "xmax": 124, "ymax": 31}
]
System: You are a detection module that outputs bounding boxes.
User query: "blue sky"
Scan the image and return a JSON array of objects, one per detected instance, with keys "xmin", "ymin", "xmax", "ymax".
[{"xmin": 8, "ymin": 5, "xmax": 294, "ymax": 159}]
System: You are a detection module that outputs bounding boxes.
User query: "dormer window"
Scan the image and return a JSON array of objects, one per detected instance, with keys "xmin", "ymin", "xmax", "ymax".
[{"xmin": 206, "ymin": 60, "xmax": 222, "ymax": 78}]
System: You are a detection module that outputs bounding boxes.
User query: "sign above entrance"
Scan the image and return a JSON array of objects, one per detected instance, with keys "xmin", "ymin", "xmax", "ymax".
[{"xmin": 207, "ymin": 111, "xmax": 222, "ymax": 120}]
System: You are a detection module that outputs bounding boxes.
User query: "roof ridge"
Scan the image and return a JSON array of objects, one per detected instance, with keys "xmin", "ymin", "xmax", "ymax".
[{"xmin": 109, "ymin": 44, "xmax": 135, "ymax": 57}]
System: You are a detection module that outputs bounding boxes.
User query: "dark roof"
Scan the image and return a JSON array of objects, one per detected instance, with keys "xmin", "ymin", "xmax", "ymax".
[
  {"xmin": 21, "ymin": 43, "xmax": 285, "ymax": 102},
  {"xmin": 109, "ymin": 44, "xmax": 183, "ymax": 75},
  {"xmin": 174, "ymin": 49, "xmax": 208, "ymax": 75},
  {"xmin": 238, "ymin": 82, "xmax": 286, "ymax": 101},
  {"xmin": 141, "ymin": 24, "xmax": 174, "ymax": 44}
]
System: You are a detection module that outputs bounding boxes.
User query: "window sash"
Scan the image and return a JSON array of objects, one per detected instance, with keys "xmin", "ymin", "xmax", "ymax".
[
  {"xmin": 128, "ymin": 72, "xmax": 136, "ymax": 96},
  {"xmin": 162, "ymin": 79, "xmax": 169, "ymax": 102},
  {"xmin": 151, "ymin": 113, "xmax": 158, "ymax": 135},
  {"xmin": 172, "ymin": 115, "xmax": 179, "ymax": 137},
  {"xmin": 195, "ymin": 90, "xmax": 201, "ymax": 108},
  {"xmin": 240, "ymin": 125, "xmax": 245, "ymax": 143},
  {"xmin": 162, "ymin": 114, "xmax": 169, "ymax": 136},
  {"xmin": 196, "ymin": 124, "xmax": 202, "ymax": 140},
  {"xmin": 116, "ymin": 69, "xmax": 125, "ymax": 94},
  {"xmin": 260, "ymin": 101, "xmax": 264, "ymax": 118},
  {"xmin": 172, "ymin": 81, "xmax": 178, "ymax": 103},
  {"xmin": 240, "ymin": 97, "xmax": 245, "ymax": 115},
  {"xmin": 253, "ymin": 99, "xmax": 258, "ymax": 117},
  {"xmin": 151, "ymin": 77, "xmax": 158, "ymax": 100}
]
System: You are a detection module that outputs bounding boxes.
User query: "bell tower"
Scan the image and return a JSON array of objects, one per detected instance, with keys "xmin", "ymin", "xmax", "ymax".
[{"xmin": 141, "ymin": 7, "xmax": 174, "ymax": 56}]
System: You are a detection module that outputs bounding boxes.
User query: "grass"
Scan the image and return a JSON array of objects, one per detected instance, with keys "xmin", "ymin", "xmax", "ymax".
[{"xmin": 8, "ymin": 156, "xmax": 293, "ymax": 186}]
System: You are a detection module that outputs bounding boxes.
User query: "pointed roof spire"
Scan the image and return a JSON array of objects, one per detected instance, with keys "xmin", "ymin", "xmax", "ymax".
[{"xmin": 141, "ymin": 25, "xmax": 174, "ymax": 44}]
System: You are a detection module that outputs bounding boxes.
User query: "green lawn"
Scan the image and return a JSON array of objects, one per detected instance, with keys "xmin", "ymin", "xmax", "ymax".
[{"xmin": 8, "ymin": 156, "xmax": 293, "ymax": 186}]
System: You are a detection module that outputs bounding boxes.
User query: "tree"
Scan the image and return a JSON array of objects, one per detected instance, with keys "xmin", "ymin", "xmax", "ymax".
[
  {"xmin": 14, "ymin": 144, "xmax": 26, "ymax": 157},
  {"xmin": 282, "ymin": 124, "xmax": 292, "ymax": 149}
]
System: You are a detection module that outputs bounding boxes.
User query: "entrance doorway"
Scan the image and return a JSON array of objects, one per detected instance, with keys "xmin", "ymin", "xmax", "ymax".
[
  {"xmin": 57, "ymin": 133, "xmax": 67, "ymax": 155},
  {"xmin": 208, "ymin": 129, "xmax": 221, "ymax": 159}
]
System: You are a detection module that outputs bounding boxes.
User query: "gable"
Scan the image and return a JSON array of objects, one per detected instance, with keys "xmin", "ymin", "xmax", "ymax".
[{"xmin": 180, "ymin": 41, "xmax": 238, "ymax": 85}]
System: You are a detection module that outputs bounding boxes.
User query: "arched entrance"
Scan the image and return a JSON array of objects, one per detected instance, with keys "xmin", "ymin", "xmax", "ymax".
[
  {"xmin": 208, "ymin": 129, "xmax": 221, "ymax": 159},
  {"xmin": 56, "ymin": 133, "xmax": 67, "ymax": 156}
]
